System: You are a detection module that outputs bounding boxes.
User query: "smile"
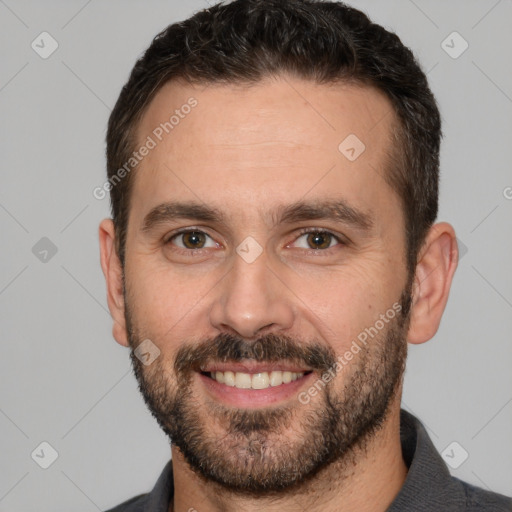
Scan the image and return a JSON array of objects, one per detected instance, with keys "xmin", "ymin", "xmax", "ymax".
[
  {"xmin": 208, "ymin": 370, "xmax": 307, "ymax": 390},
  {"xmin": 198, "ymin": 363, "xmax": 315, "ymax": 407}
]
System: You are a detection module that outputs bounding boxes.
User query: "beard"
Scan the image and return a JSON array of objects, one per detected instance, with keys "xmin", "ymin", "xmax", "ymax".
[{"xmin": 125, "ymin": 287, "xmax": 412, "ymax": 496}]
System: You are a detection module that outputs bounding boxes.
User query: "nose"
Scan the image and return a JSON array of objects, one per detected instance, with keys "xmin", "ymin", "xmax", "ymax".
[{"xmin": 208, "ymin": 248, "xmax": 295, "ymax": 340}]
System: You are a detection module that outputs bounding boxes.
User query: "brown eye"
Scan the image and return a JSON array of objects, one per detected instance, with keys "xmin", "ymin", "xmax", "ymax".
[
  {"xmin": 288, "ymin": 229, "xmax": 345, "ymax": 252},
  {"xmin": 181, "ymin": 231, "xmax": 207, "ymax": 249},
  {"xmin": 306, "ymin": 231, "xmax": 333, "ymax": 250},
  {"xmin": 168, "ymin": 230, "xmax": 217, "ymax": 250}
]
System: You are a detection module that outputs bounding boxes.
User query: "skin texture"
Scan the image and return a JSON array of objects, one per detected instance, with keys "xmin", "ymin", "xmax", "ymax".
[{"xmin": 99, "ymin": 75, "xmax": 459, "ymax": 512}]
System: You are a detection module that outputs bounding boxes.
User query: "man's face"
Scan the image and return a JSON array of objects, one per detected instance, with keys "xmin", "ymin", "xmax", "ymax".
[{"xmin": 122, "ymin": 76, "xmax": 412, "ymax": 492}]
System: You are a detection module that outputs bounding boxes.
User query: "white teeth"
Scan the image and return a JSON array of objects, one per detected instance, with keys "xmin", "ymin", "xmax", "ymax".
[
  {"xmin": 235, "ymin": 372, "xmax": 252, "ymax": 389},
  {"xmin": 251, "ymin": 372, "xmax": 269, "ymax": 389},
  {"xmin": 269, "ymin": 370, "xmax": 283, "ymax": 387},
  {"xmin": 224, "ymin": 371, "xmax": 235, "ymax": 387},
  {"xmin": 210, "ymin": 370, "xmax": 305, "ymax": 389}
]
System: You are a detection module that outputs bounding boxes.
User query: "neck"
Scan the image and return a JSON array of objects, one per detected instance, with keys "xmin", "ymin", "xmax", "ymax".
[{"xmin": 170, "ymin": 400, "xmax": 407, "ymax": 512}]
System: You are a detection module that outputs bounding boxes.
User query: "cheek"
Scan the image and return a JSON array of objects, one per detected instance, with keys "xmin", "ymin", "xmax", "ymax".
[
  {"xmin": 287, "ymin": 261, "xmax": 401, "ymax": 352},
  {"xmin": 125, "ymin": 260, "xmax": 217, "ymax": 340}
]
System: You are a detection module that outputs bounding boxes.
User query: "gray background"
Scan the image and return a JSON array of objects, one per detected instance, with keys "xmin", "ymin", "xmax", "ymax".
[{"xmin": 1, "ymin": 0, "xmax": 511, "ymax": 510}]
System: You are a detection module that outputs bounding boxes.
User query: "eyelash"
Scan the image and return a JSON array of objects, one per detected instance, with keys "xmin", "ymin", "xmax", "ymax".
[{"xmin": 165, "ymin": 227, "xmax": 345, "ymax": 255}]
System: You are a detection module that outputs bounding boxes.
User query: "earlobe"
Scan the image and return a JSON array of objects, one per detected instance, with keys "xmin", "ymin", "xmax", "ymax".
[
  {"xmin": 407, "ymin": 222, "xmax": 459, "ymax": 345},
  {"xmin": 99, "ymin": 219, "xmax": 129, "ymax": 347}
]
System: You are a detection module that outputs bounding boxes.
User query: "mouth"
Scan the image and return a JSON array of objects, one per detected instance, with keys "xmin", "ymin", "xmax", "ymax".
[
  {"xmin": 198, "ymin": 363, "xmax": 315, "ymax": 408},
  {"xmin": 205, "ymin": 369, "xmax": 309, "ymax": 389}
]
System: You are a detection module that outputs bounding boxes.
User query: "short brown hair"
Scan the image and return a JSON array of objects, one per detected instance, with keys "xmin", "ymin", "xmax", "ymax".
[{"xmin": 106, "ymin": 0, "xmax": 441, "ymax": 275}]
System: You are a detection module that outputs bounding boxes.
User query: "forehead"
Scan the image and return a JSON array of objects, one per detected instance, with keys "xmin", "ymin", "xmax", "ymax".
[{"xmin": 131, "ymin": 76, "xmax": 399, "ymax": 227}]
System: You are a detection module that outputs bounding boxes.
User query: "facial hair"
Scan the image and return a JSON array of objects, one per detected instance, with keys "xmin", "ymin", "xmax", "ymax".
[{"xmin": 126, "ymin": 288, "xmax": 412, "ymax": 495}]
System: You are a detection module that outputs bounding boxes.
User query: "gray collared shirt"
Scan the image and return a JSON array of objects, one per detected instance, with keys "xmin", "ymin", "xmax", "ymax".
[{"xmin": 105, "ymin": 410, "xmax": 512, "ymax": 511}]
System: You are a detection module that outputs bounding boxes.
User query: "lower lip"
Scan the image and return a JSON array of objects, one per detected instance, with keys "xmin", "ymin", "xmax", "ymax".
[{"xmin": 198, "ymin": 372, "xmax": 315, "ymax": 408}]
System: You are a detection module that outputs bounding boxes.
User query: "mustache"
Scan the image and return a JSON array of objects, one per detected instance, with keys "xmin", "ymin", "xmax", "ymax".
[{"xmin": 174, "ymin": 332, "xmax": 337, "ymax": 375}]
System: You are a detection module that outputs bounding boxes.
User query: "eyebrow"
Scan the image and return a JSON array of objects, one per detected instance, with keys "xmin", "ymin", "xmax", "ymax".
[{"xmin": 141, "ymin": 198, "xmax": 374, "ymax": 233}]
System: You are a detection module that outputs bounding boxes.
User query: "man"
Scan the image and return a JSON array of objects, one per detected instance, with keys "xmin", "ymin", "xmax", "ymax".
[{"xmin": 99, "ymin": 1, "xmax": 512, "ymax": 510}]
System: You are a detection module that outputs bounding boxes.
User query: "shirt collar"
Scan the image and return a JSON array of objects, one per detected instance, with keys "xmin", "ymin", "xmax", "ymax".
[
  {"xmin": 143, "ymin": 458, "xmax": 173, "ymax": 512},
  {"xmin": 387, "ymin": 409, "xmax": 465, "ymax": 510}
]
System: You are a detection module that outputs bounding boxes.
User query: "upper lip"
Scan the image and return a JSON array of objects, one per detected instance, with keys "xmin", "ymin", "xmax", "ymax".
[{"xmin": 200, "ymin": 362, "xmax": 312, "ymax": 374}]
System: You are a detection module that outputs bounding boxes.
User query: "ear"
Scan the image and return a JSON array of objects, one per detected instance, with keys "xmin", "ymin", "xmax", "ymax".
[
  {"xmin": 407, "ymin": 222, "xmax": 459, "ymax": 344},
  {"xmin": 99, "ymin": 219, "xmax": 129, "ymax": 347}
]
